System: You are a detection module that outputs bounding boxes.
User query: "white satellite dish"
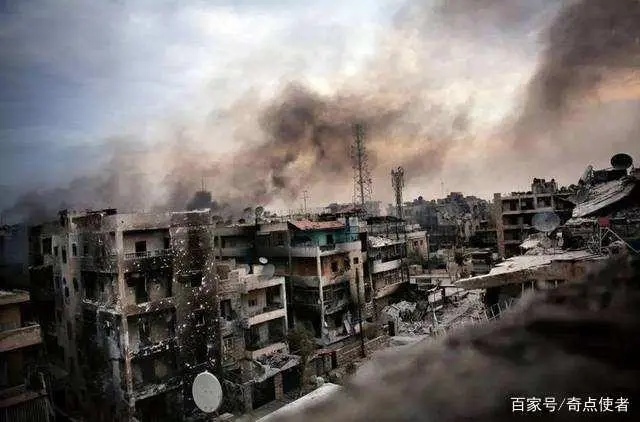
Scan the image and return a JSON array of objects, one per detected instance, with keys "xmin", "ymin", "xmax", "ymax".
[
  {"xmin": 263, "ymin": 264, "xmax": 275, "ymax": 278},
  {"xmin": 192, "ymin": 371, "xmax": 223, "ymax": 413},
  {"xmin": 258, "ymin": 257, "xmax": 268, "ymax": 265},
  {"xmin": 532, "ymin": 212, "xmax": 561, "ymax": 233}
]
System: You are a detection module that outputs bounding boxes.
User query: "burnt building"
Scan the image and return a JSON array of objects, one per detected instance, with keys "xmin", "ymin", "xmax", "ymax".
[
  {"xmin": 494, "ymin": 179, "xmax": 575, "ymax": 258},
  {"xmin": 0, "ymin": 289, "xmax": 52, "ymax": 422},
  {"xmin": 25, "ymin": 209, "xmax": 222, "ymax": 421}
]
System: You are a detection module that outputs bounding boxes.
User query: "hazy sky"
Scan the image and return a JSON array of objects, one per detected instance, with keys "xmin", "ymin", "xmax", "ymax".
[{"xmin": 1, "ymin": 0, "xmax": 638, "ymax": 218}]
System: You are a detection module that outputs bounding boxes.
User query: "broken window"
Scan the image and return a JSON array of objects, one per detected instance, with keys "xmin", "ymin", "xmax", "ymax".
[
  {"xmin": 220, "ymin": 299, "xmax": 233, "ymax": 320},
  {"xmin": 248, "ymin": 299, "xmax": 257, "ymax": 308},
  {"xmin": 163, "ymin": 237, "xmax": 171, "ymax": 250},
  {"xmin": 135, "ymin": 241, "xmax": 147, "ymax": 257},
  {"xmin": 139, "ymin": 319, "xmax": 151, "ymax": 346},
  {"xmin": 194, "ymin": 309, "xmax": 206, "ymax": 327},
  {"xmin": 64, "ymin": 286, "xmax": 69, "ymax": 299},
  {"xmin": 53, "ymin": 246, "xmax": 59, "ymax": 257},
  {"xmin": 353, "ymin": 257, "xmax": 359, "ymax": 264},
  {"xmin": 62, "ymin": 247, "xmax": 67, "ymax": 263},
  {"xmin": 72, "ymin": 243, "xmax": 77, "ymax": 257},
  {"xmin": 72, "ymin": 278, "xmax": 79, "ymax": 292},
  {"xmin": 83, "ymin": 243, "xmax": 89, "ymax": 256},
  {"xmin": 55, "ymin": 276, "xmax": 61, "ymax": 290},
  {"xmin": 42, "ymin": 238, "xmax": 52, "ymax": 255},
  {"xmin": 135, "ymin": 278, "xmax": 149, "ymax": 304},
  {"xmin": 67, "ymin": 322, "xmax": 73, "ymax": 341},
  {"xmin": 326, "ymin": 234, "xmax": 334, "ymax": 244},
  {"xmin": 331, "ymin": 261, "xmax": 339, "ymax": 273}
]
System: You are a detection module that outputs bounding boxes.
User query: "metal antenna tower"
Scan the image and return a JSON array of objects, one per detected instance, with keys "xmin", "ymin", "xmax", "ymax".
[
  {"xmin": 302, "ymin": 190, "xmax": 309, "ymax": 214},
  {"xmin": 391, "ymin": 167, "xmax": 405, "ymax": 219},
  {"xmin": 351, "ymin": 123, "xmax": 373, "ymax": 215}
]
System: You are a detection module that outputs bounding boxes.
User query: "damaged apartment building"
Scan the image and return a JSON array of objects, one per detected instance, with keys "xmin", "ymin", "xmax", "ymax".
[
  {"xmin": 494, "ymin": 178, "xmax": 575, "ymax": 258},
  {"xmin": 25, "ymin": 208, "xmax": 302, "ymax": 421},
  {"xmin": 458, "ymin": 154, "xmax": 640, "ymax": 307},
  {"xmin": 365, "ymin": 216, "xmax": 428, "ymax": 317}
]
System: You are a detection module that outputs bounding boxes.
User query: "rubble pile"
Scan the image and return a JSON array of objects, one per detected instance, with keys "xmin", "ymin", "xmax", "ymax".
[{"xmin": 381, "ymin": 292, "xmax": 485, "ymax": 337}]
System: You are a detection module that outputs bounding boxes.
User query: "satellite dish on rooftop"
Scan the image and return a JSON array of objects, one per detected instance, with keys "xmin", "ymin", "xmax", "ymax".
[
  {"xmin": 532, "ymin": 212, "xmax": 561, "ymax": 233},
  {"xmin": 611, "ymin": 153, "xmax": 633, "ymax": 170},
  {"xmin": 263, "ymin": 264, "xmax": 275, "ymax": 278},
  {"xmin": 192, "ymin": 371, "xmax": 223, "ymax": 413},
  {"xmin": 258, "ymin": 257, "xmax": 268, "ymax": 265}
]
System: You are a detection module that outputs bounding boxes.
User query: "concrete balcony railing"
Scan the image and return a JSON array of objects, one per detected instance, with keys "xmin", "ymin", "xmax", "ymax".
[
  {"xmin": 239, "ymin": 276, "xmax": 284, "ymax": 294},
  {"xmin": 372, "ymin": 258, "xmax": 403, "ymax": 274},
  {"xmin": 244, "ymin": 341, "xmax": 287, "ymax": 360},
  {"xmin": 259, "ymin": 240, "xmax": 362, "ymax": 259},
  {"xmin": 241, "ymin": 305, "xmax": 286, "ymax": 328},
  {"xmin": 218, "ymin": 246, "xmax": 251, "ymax": 257},
  {"xmin": 0, "ymin": 323, "xmax": 42, "ymax": 353},
  {"xmin": 124, "ymin": 249, "xmax": 172, "ymax": 260}
]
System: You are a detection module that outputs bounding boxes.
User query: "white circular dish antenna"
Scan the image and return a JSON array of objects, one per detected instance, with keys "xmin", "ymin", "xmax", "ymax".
[
  {"xmin": 192, "ymin": 371, "xmax": 223, "ymax": 413},
  {"xmin": 258, "ymin": 257, "xmax": 268, "ymax": 265},
  {"xmin": 532, "ymin": 212, "xmax": 561, "ymax": 233},
  {"xmin": 263, "ymin": 264, "xmax": 275, "ymax": 278}
]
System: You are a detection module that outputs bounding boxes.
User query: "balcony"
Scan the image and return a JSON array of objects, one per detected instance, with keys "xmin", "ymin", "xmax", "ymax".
[
  {"xmin": 241, "ymin": 305, "xmax": 286, "ymax": 328},
  {"xmin": 244, "ymin": 341, "xmax": 287, "ymax": 360},
  {"xmin": 0, "ymin": 324, "xmax": 42, "ymax": 352},
  {"xmin": 218, "ymin": 246, "xmax": 251, "ymax": 258},
  {"xmin": 77, "ymin": 255, "xmax": 118, "ymax": 272},
  {"xmin": 239, "ymin": 276, "xmax": 284, "ymax": 294},
  {"xmin": 258, "ymin": 240, "xmax": 362, "ymax": 258},
  {"xmin": 372, "ymin": 258, "xmax": 403, "ymax": 274},
  {"xmin": 132, "ymin": 376, "xmax": 182, "ymax": 402},
  {"xmin": 131, "ymin": 338, "xmax": 178, "ymax": 359},
  {"xmin": 124, "ymin": 249, "xmax": 172, "ymax": 260}
]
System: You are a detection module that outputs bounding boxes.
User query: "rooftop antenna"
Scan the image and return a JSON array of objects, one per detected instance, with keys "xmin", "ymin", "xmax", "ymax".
[
  {"xmin": 201, "ymin": 175, "xmax": 206, "ymax": 191},
  {"xmin": 441, "ymin": 179, "xmax": 445, "ymax": 198},
  {"xmin": 351, "ymin": 123, "xmax": 373, "ymax": 217},
  {"xmin": 302, "ymin": 190, "xmax": 309, "ymax": 214},
  {"xmin": 192, "ymin": 371, "xmax": 223, "ymax": 414},
  {"xmin": 391, "ymin": 167, "xmax": 405, "ymax": 219}
]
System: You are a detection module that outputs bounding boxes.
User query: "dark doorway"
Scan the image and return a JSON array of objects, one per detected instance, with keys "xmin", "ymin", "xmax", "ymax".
[{"xmin": 252, "ymin": 377, "xmax": 276, "ymax": 409}]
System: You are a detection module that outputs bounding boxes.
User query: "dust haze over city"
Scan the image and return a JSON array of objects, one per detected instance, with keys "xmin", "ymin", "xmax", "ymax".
[{"xmin": 2, "ymin": 0, "xmax": 638, "ymax": 223}]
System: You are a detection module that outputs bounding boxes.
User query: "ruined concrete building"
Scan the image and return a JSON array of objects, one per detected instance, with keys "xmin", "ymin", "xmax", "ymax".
[
  {"xmin": 24, "ymin": 209, "xmax": 227, "ymax": 421},
  {"xmin": 494, "ymin": 179, "xmax": 575, "ymax": 258},
  {"xmin": 0, "ymin": 289, "xmax": 52, "ymax": 422},
  {"xmin": 22, "ymin": 208, "xmax": 308, "ymax": 421},
  {"xmin": 365, "ymin": 216, "xmax": 428, "ymax": 317}
]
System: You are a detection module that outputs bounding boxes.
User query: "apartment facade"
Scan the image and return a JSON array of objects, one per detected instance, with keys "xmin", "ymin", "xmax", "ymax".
[
  {"xmin": 0, "ymin": 289, "xmax": 52, "ymax": 422},
  {"xmin": 26, "ymin": 209, "xmax": 302, "ymax": 421},
  {"xmin": 494, "ymin": 179, "xmax": 574, "ymax": 258}
]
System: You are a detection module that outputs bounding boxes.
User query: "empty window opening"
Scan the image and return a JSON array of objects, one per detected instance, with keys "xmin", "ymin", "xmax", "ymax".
[
  {"xmin": 163, "ymin": 237, "xmax": 171, "ymax": 250},
  {"xmin": 326, "ymin": 234, "xmax": 334, "ymax": 244},
  {"xmin": 331, "ymin": 261, "xmax": 339, "ymax": 273},
  {"xmin": 42, "ymin": 238, "xmax": 52, "ymax": 255},
  {"xmin": 135, "ymin": 241, "xmax": 147, "ymax": 257},
  {"xmin": 72, "ymin": 244, "xmax": 77, "ymax": 256},
  {"xmin": 62, "ymin": 247, "xmax": 67, "ymax": 263},
  {"xmin": 248, "ymin": 299, "xmax": 257, "ymax": 308},
  {"xmin": 73, "ymin": 278, "xmax": 79, "ymax": 292},
  {"xmin": 139, "ymin": 320, "xmax": 151, "ymax": 346},
  {"xmin": 53, "ymin": 246, "xmax": 59, "ymax": 257},
  {"xmin": 194, "ymin": 310, "xmax": 206, "ymax": 327},
  {"xmin": 83, "ymin": 243, "xmax": 89, "ymax": 256},
  {"xmin": 220, "ymin": 300, "xmax": 233, "ymax": 321},
  {"xmin": 353, "ymin": 257, "xmax": 359, "ymax": 264}
]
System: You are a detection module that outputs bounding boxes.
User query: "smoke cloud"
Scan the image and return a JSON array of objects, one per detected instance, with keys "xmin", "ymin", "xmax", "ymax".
[{"xmin": 3, "ymin": 0, "xmax": 640, "ymax": 223}]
